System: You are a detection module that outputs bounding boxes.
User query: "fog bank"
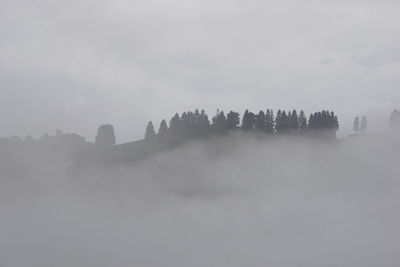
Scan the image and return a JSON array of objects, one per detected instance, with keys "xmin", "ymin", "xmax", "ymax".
[{"xmin": 1, "ymin": 134, "xmax": 400, "ymax": 267}]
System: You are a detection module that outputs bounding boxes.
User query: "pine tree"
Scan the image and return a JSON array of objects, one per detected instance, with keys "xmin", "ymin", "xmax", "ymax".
[
  {"xmin": 299, "ymin": 110, "xmax": 308, "ymax": 133},
  {"xmin": 212, "ymin": 110, "xmax": 227, "ymax": 134},
  {"xmin": 308, "ymin": 113, "xmax": 314, "ymax": 129},
  {"xmin": 199, "ymin": 109, "xmax": 210, "ymax": 137},
  {"xmin": 289, "ymin": 109, "xmax": 299, "ymax": 132},
  {"xmin": 276, "ymin": 111, "xmax": 289, "ymax": 133},
  {"xmin": 169, "ymin": 113, "xmax": 181, "ymax": 133},
  {"xmin": 265, "ymin": 109, "xmax": 275, "ymax": 134},
  {"xmin": 226, "ymin": 111, "xmax": 240, "ymax": 130},
  {"xmin": 360, "ymin": 116, "xmax": 367, "ymax": 133},
  {"xmin": 241, "ymin": 110, "xmax": 255, "ymax": 130},
  {"xmin": 353, "ymin": 117, "xmax": 360, "ymax": 133},
  {"xmin": 145, "ymin": 121, "xmax": 156, "ymax": 141},
  {"xmin": 158, "ymin": 119, "xmax": 168, "ymax": 142},
  {"xmin": 255, "ymin": 111, "xmax": 266, "ymax": 132}
]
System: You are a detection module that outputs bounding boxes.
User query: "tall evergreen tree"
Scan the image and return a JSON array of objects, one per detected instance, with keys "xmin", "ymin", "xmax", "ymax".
[
  {"xmin": 158, "ymin": 119, "xmax": 168, "ymax": 141},
  {"xmin": 289, "ymin": 109, "xmax": 299, "ymax": 132},
  {"xmin": 265, "ymin": 109, "xmax": 275, "ymax": 134},
  {"xmin": 298, "ymin": 110, "xmax": 308, "ymax": 133},
  {"xmin": 169, "ymin": 113, "xmax": 181, "ymax": 133},
  {"xmin": 275, "ymin": 110, "xmax": 282, "ymax": 133},
  {"xmin": 199, "ymin": 109, "xmax": 210, "ymax": 137},
  {"xmin": 145, "ymin": 121, "xmax": 156, "ymax": 141},
  {"xmin": 241, "ymin": 110, "xmax": 256, "ymax": 130},
  {"xmin": 255, "ymin": 111, "xmax": 266, "ymax": 132},
  {"xmin": 226, "ymin": 111, "xmax": 240, "ymax": 130},
  {"xmin": 276, "ymin": 111, "xmax": 289, "ymax": 133},
  {"xmin": 212, "ymin": 110, "xmax": 227, "ymax": 134}
]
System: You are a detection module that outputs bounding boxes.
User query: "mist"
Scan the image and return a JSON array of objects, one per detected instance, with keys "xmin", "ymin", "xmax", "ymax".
[{"xmin": 1, "ymin": 133, "xmax": 399, "ymax": 267}]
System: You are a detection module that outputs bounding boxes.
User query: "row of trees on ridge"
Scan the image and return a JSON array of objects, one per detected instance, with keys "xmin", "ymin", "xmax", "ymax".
[{"xmin": 145, "ymin": 109, "xmax": 339, "ymax": 143}]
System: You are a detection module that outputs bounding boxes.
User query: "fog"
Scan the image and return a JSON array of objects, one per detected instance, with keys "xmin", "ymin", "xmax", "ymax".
[
  {"xmin": 1, "ymin": 133, "xmax": 399, "ymax": 267},
  {"xmin": 1, "ymin": 0, "xmax": 400, "ymax": 141}
]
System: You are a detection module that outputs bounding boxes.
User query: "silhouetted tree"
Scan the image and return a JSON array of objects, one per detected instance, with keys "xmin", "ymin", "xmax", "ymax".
[
  {"xmin": 145, "ymin": 121, "xmax": 156, "ymax": 141},
  {"xmin": 169, "ymin": 113, "xmax": 181, "ymax": 133},
  {"xmin": 276, "ymin": 110, "xmax": 289, "ymax": 133},
  {"xmin": 199, "ymin": 109, "xmax": 210, "ymax": 137},
  {"xmin": 353, "ymin": 117, "xmax": 360, "ymax": 133},
  {"xmin": 95, "ymin": 124, "xmax": 116, "ymax": 146},
  {"xmin": 289, "ymin": 109, "xmax": 299, "ymax": 132},
  {"xmin": 158, "ymin": 119, "xmax": 168, "ymax": 135},
  {"xmin": 212, "ymin": 110, "xmax": 227, "ymax": 134},
  {"xmin": 255, "ymin": 111, "xmax": 266, "ymax": 132},
  {"xmin": 265, "ymin": 109, "xmax": 275, "ymax": 134},
  {"xmin": 241, "ymin": 110, "xmax": 255, "ymax": 130},
  {"xmin": 299, "ymin": 110, "xmax": 308, "ymax": 133},
  {"xmin": 226, "ymin": 111, "xmax": 240, "ymax": 130}
]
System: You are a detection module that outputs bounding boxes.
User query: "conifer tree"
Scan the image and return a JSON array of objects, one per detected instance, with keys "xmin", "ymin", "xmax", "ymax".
[
  {"xmin": 265, "ymin": 109, "xmax": 275, "ymax": 134},
  {"xmin": 275, "ymin": 110, "xmax": 282, "ymax": 133},
  {"xmin": 226, "ymin": 111, "xmax": 240, "ymax": 130},
  {"xmin": 277, "ymin": 110, "xmax": 289, "ymax": 133},
  {"xmin": 289, "ymin": 109, "xmax": 299, "ymax": 132},
  {"xmin": 212, "ymin": 110, "xmax": 227, "ymax": 134},
  {"xmin": 199, "ymin": 109, "xmax": 210, "ymax": 137},
  {"xmin": 299, "ymin": 110, "xmax": 308, "ymax": 132},
  {"xmin": 241, "ymin": 110, "xmax": 255, "ymax": 130},
  {"xmin": 255, "ymin": 111, "xmax": 266, "ymax": 132},
  {"xmin": 169, "ymin": 113, "xmax": 181, "ymax": 133},
  {"xmin": 145, "ymin": 121, "xmax": 156, "ymax": 141},
  {"xmin": 158, "ymin": 119, "xmax": 168, "ymax": 141}
]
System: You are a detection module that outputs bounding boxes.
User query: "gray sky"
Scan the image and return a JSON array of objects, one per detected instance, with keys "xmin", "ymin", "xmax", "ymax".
[{"xmin": 1, "ymin": 0, "xmax": 399, "ymax": 143}]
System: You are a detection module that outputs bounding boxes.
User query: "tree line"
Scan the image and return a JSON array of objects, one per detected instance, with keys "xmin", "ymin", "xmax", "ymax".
[{"xmin": 144, "ymin": 109, "xmax": 339, "ymax": 144}]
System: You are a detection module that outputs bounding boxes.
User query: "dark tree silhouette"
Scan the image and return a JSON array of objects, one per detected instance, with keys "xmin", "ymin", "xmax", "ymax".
[
  {"xmin": 226, "ymin": 111, "xmax": 240, "ymax": 130},
  {"xmin": 276, "ymin": 110, "xmax": 289, "ymax": 133},
  {"xmin": 265, "ymin": 109, "xmax": 275, "ymax": 134},
  {"xmin": 299, "ymin": 110, "xmax": 308, "ymax": 133},
  {"xmin": 144, "ymin": 108, "xmax": 339, "ymax": 145},
  {"xmin": 241, "ymin": 110, "xmax": 256, "ymax": 130},
  {"xmin": 144, "ymin": 121, "xmax": 156, "ymax": 141},
  {"xmin": 158, "ymin": 119, "xmax": 168, "ymax": 140},
  {"xmin": 212, "ymin": 110, "xmax": 227, "ymax": 134},
  {"xmin": 199, "ymin": 109, "xmax": 210, "ymax": 137},
  {"xmin": 169, "ymin": 113, "xmax": 181, "ymax": 133},
  {"xmin": 289, "ymin": 109, "xmax": 299, "ymax": 132},
  {"xmin": 95, "ymin": 124, "xmax": 116, "ymax": 146},
  {"xmin": 255, "ymin": 111, "xmax": 266, "ymax": 132}
]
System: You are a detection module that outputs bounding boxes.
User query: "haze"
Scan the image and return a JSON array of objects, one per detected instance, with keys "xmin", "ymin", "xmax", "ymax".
[
  {"xmin": 1, "ymin": 0, "xmax": 400, "ymax": 266},
  {"xmin": 1, "ymin": 134, "xmax": 400, "ymax": 266}
]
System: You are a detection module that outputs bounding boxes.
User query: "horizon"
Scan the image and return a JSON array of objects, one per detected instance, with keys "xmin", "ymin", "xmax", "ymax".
[{"xmin": 0, "ymin": 107, "xmax": 396, "ymax": 143}]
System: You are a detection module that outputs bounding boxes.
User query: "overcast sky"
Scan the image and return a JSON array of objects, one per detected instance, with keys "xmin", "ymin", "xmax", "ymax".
[{"xmin": 1, "ymin": 0, "xmax": 399, "ymax": 143}]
